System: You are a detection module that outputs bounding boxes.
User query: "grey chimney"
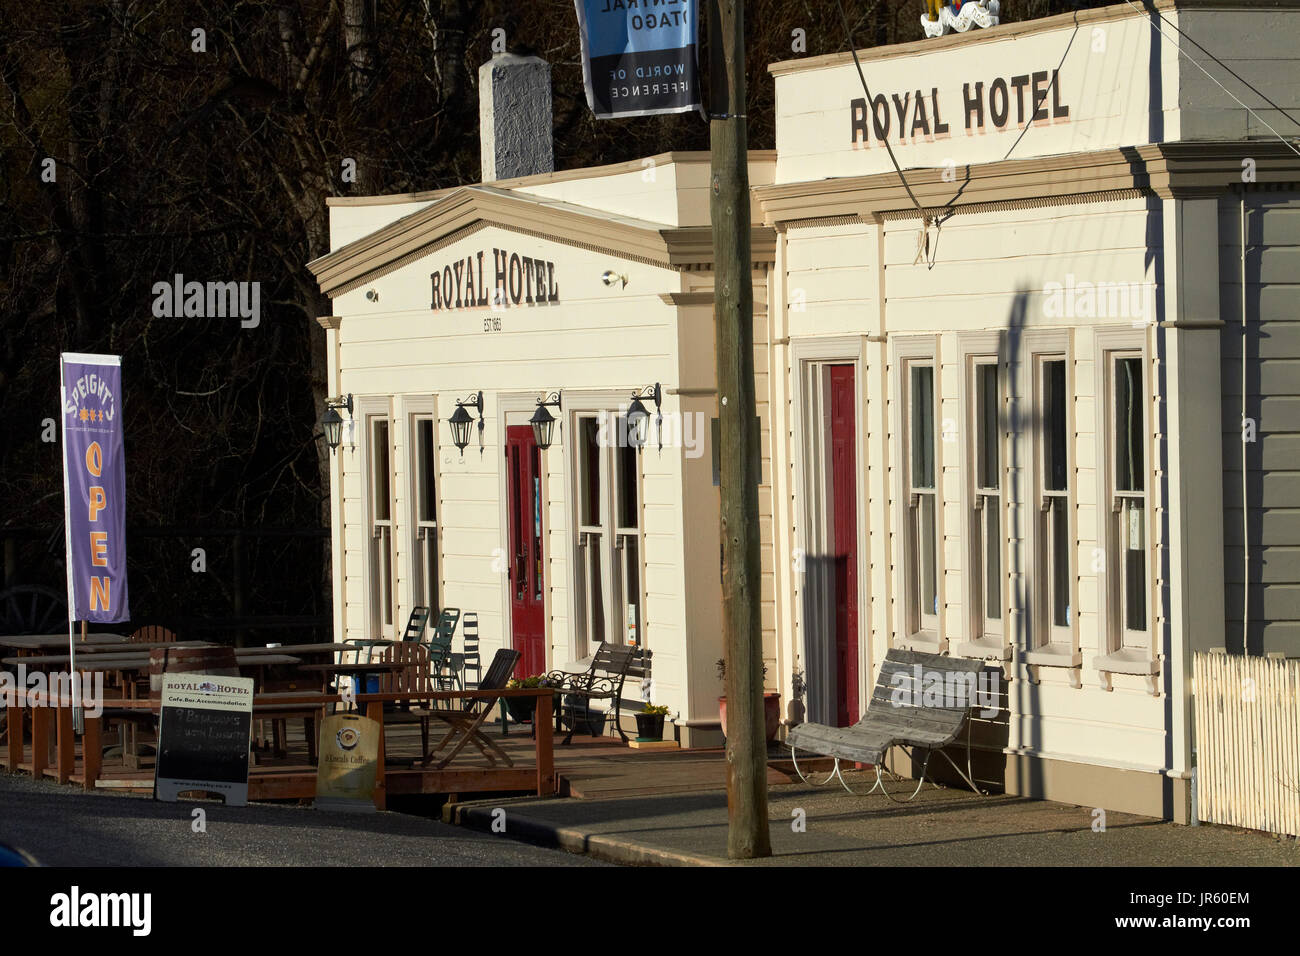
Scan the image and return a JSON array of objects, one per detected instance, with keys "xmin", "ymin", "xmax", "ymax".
[{"xmin": 479, "ymin": 54, "xmax": 554, "ymax": 183}]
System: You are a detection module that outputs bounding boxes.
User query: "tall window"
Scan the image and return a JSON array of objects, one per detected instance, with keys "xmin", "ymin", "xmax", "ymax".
[
  {"xmin": 906, "ymin": 361, "xmax": 939, "ymax": 637},
  {"xmin": 574, "ymin": 411, "xmax": 645, "ymax": 648},
  {"xmin": 412, "ymin": 415, "xmax": 440, "ymax": 617},
  {"xmin": 577, "ymin": 415, "xmax": 606, "ymax": 644},
  {"xmin": 1037, "ymin": 358, "xmax": 1072, "ymax": 645},
  {"xmin": 614, "ymin": 425, "xmax": 642, "ymax": 646},
  {"xmin": 970, "ymin": 360, "xmax": 1002, "ymax": 640},
  {"xmin": 1108, "ymin": 352, "xmax": 1148, "ymax": 648},
  {"xmin": 368, "ymin": 415, "xmax": 394, "ymax": 637}
]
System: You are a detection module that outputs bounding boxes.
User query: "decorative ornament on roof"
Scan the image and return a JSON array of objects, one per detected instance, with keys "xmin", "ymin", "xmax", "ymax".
[{"xmin": 921, "ymin": 0, "xmax": 1001, "ymax": 39}]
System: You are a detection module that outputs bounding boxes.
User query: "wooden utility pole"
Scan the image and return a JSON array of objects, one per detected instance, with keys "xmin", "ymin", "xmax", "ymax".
[{"xmin": 710, "ymin": 0, "xmax": 771, "ymax": 860}]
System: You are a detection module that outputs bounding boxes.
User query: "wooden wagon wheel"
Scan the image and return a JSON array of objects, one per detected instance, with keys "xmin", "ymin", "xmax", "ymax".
[{"xmin": 0, "ymin": 585, "xmax": 67, "ymax": 635}]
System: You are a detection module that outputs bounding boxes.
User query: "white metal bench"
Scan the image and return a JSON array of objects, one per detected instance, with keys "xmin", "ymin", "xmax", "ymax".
[{"xmin": 787, "ymin": 648, "xmax": 987, "ymax": 801}]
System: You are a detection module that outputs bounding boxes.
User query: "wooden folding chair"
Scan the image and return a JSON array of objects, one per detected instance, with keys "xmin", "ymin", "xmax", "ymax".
[{"xmin": 415, "ymin": 648, "xmax": 520, "ymax": 769}]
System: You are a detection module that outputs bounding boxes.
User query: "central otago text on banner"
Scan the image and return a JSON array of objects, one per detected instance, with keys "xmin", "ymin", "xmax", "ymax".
[
  {"xmin": 60, "ymin": 353, "xmax": 129, "ymax": 623},
  {"xmin": 574, "ymin": 0, "xmax": 700, "ymax": 119}
]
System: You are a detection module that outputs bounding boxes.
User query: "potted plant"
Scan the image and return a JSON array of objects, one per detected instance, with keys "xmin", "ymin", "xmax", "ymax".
[
  {"xmin": 504, "ymin": 675, "xmax": 551, "ymax": 723},
  {"xmin": 634, "ymin": 703, "xmax": 670, "ymax": 741},
  {"xmin": 716, "ymin": 658, "xmax": 781, "ymax": 742}
]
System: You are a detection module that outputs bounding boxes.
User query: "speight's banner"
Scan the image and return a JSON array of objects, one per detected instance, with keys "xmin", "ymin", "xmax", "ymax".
[
  {"xmin": 60, "ymin": 353, "xmax": 129, "ymax": 623},
  {"xmin": 574, "ymin": 0, "xmax": 699, "ymax": 119}
]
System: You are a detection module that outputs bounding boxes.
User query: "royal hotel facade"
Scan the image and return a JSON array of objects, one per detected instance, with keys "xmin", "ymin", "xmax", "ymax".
[{"xmin": 309, "ymin": 1, "xmax": 1300, "ymax": 821}]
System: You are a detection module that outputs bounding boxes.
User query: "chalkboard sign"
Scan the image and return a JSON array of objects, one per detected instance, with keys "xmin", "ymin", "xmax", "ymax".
[{"xmin": 155, "ymin": 674, "xmax": 254, "ymax": 807}]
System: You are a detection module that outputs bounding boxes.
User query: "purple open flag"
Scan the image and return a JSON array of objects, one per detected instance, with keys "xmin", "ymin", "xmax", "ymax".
[{"xmin": 60, "ymin": 353, "xmax": 130, "ymax": 624}]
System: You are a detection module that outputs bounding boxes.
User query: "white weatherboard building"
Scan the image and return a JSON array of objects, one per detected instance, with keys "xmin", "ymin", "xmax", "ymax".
[
  {"xmin": 310, "ymin": 134, "xmax": 777, "ymax": 746},
  {"xmin": 311, "ymin": 1, "xmax": 1300, "ymax": 820}
]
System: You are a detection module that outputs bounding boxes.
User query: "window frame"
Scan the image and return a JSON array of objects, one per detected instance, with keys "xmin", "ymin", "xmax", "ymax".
[
  {"xmin": 407, "ymin": 406, "xmax": 443, "ymax": 620},
  {"xmin": 573, "ymin": 411, "xmax": 611, "ymax": 647},
  {"xmin": 1018, "ymin": 330, "xmax": 1080, "ymax": 670},
  {"xmin": 956, "ymin": 332, "xmax": 1011, "ymax": 660},
  {"xmin": 568, "ymin": 401, "xmax": 647, "ymax": 651},
  {"xmin": 1093, "ymin": 327, "xmax": 1158, "ymax": 677},
  {"xmin": 890, "ymin": 336, "xmax": 944, "ymax": 650},
  {"xmin": 360, "ymin": 401, "xmax": 397, "ymax": 640}
]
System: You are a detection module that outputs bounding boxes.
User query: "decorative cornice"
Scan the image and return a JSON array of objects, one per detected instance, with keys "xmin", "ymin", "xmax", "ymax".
[
  {"xmin": 755, "ymin": 142, "xmax": 1300, "ymax": 224},
  {"xmin": 778, "ymin": 215, "xmax": 865, "ymax": 232},
  {"xmin": 876, "ymin": 188, "xmax": 1151, "ymax": 221},
  {"xmin": 658, "ymin": 291, "xmax": 769, "ymax": 314},
  {"xmin": 659, "ymin": 292, "xmax": 715, "ymax": 306},
  {"xmin": 316, "ymin": 315, "xmax": 342, "ymax": 330}
]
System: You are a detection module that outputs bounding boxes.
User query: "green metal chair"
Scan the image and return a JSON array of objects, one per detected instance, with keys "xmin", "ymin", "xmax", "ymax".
[
  {"xmin": 401, "ymin": 606, "xmax": 431, "ymax": 642},
  {"xmin": 425, "ymin": 608, "xmax": 461, "ymax": 699}
]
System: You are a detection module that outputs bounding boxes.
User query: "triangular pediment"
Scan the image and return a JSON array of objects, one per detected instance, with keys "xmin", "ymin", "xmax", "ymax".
[{"xmin": 308, "ymin": 185, "xmax": 774, "ymax": 297}]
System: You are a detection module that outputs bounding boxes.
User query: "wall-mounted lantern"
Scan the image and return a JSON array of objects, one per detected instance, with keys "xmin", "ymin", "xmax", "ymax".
[
  {"xmin": 449, "ymin": 391, "xmax": 484, "ymax": 454},
  {"xmin": 530, "ymin": 391, "xmax": 562, "ymax": 451},
  {"xmin": 627, "ymin": 383, "xmax": 662, "ymax": 451},
  {"xmin": 321, "ymin": 394, "xmax": 353, "ymax": 453}
]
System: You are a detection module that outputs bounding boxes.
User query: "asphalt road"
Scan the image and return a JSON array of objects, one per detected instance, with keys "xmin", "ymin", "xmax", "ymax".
[{"xmin": 0, "ymin": 773, "xmax": 604, "ymax": 867}]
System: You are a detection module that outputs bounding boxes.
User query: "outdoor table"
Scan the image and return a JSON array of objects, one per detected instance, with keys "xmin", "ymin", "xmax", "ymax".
[
  {"xmin": 74, "ymin": 641, "xmax": 208, "ymax": 654},
  {"xmin": 3, "ymin": 652, "xmax": 300, "ymax": 671},
  {"xmin": 237, "ymin": 643, "xmax": 355, "ymax": 657},
  {"xmin": 299, "ymin": 660, "xmax": 408, "ymax": 711},
  {"xmin": 4, "ymin": 653, "xmax": 149, "ymax": 669},
  {"xmin": 0, "ymin": 633, "xmax": 127, "ymax": 655}
]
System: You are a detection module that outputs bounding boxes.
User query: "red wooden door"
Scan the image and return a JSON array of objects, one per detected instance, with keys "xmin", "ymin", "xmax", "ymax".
[
  {"xmin": 506, "ymin": 425, "xmax": 546, "ymax": 677},
  {"xmin": 829, "ymin": 365, "xmax": 859, "ymax": 726}
]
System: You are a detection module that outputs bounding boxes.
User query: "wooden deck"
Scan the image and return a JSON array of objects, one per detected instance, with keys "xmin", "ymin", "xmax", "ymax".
[{"xmin": 3, "ymin": 698, "xmax": 802, "ymax": 803}]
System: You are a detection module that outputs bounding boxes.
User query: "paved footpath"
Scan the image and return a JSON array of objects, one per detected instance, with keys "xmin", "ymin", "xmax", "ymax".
[
  {"xmin": 446, "ymin": 774, "xmax": 1300, "ymax": 867},
  {"xmin": 0, "ymin": 773, "xmax": 604, "ymax": 867}
]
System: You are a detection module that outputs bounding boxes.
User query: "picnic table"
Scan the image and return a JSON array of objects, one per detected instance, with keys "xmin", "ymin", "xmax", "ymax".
[
  {"xmin": 0, "ymin": 633, "xmax": 128, "ymax": 654},
  {"xmin": 299, "ymin": 660, "xmax": 409, "ymax": 710},
  {"xmin": 72, "ymin": 641, "xmax": 208, "ymax": 654},
  {"xmin": 298, "ymin": 660, "xmax": 408, "ymax": 677},
  {"xmin": 2, "ymin": 652, "xmax": 301, "ymax": 671},
  {"xmin": 236, "ymin": 643, "xmax": 356, "ymax": 657}
]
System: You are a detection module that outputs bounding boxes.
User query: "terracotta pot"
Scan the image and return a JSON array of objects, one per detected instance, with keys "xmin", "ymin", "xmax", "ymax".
[
  {"xmin": 718, "ymin": 693, "xmax": 782, "ymax": 742},
  {"xmin": 764, "ymin": 693, "xmax": 781, "ymax": 740}
]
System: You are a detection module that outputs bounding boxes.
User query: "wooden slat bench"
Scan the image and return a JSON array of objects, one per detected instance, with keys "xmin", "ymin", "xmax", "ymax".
[{"xmin": 786, "ymin": 648, "xmax": 987, "ymax": 801}]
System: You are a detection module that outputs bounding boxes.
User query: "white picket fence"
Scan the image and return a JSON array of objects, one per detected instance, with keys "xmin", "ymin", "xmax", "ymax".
[{"xmin": 1193, "ymin": 652, "xmax": 1300, "ymax": 836}]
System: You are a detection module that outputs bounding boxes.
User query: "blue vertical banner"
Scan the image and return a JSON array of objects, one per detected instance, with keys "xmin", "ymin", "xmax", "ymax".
[
  {"xmin": 60, "ymin": 353, "xmax": 130, "ymax": 623},
  {"xmin": 574, "ymin": 0, "xmax": 700, "ymax": 119}
]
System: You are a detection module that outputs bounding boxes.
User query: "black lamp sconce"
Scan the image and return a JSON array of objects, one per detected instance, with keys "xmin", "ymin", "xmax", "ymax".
[
  {"xmin": 449, "ymin": 390, "xmax": 485, "ymax": 454},
  {"xmin": 321, "ymin": 394, "xmax": 354, "ymax": 453},
  {"xmin": 530, "ymin": 391, "xmax": 562, "ymax": 451},
  {"xmin": 627, "ymin": 383, "xmax": 662, "ymax": 451}
]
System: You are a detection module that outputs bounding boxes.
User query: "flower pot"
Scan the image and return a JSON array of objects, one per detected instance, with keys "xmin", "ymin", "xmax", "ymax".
[
  {"xmin": 634, "ymin": 712, "xmax": 665, "ymax": 741},
  {"xmin": 718, "ymin": 693, "xmax": 781, "ymax": 742},
  {"xmin": 764, "ymin": 692, "xmax": 780, "ymax": 740},
  {"xmin": 504, "ymin": 696, "xmax": 537, "ymax": 724}
]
